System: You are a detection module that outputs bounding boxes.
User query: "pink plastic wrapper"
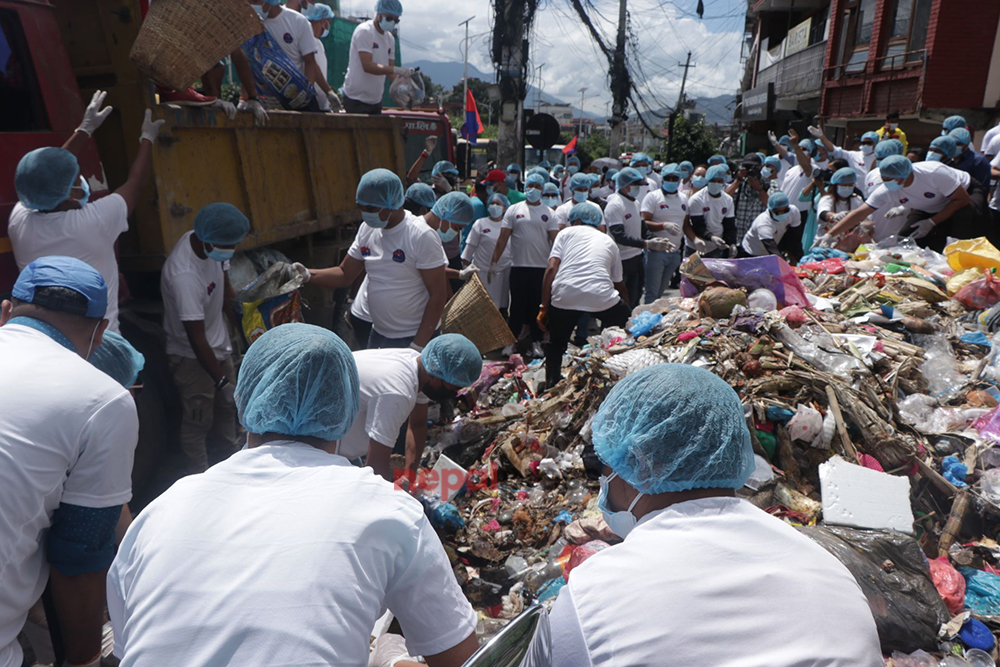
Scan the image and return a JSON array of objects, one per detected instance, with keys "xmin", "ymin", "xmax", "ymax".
[
  {"xmin": 928, "ymin": 557, "xmax": 966, "ymax": 615},
  {"xmin": 799, "ymin": 258, "xmax": 846, "ymax": 274},
  {"xmin": 681, "ymin": 256, "xmax": 810, "ymax": 308},
  {"xmin": 564, "ymin": 540, "xmax": 611, "ymax": 581},
  {"xmin": 778, "ymin": 305, "xmax": 809, "ymax": 327},
  {"xmin": 975, "ymin": 406, "xmax": 1000, "ymax": 443}
]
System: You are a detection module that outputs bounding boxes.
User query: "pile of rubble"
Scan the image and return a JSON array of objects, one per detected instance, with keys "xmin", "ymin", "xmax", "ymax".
[{"xmin": 409, "ymin": 236, "xmax": 1000, "ymax": 664}]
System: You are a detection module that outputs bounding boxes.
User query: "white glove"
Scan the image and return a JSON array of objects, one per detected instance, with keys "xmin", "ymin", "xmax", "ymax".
[
  {"xmin": 830, "ymin": 211, "xmax": 847, "ymax": 223},
  {"xmin": 139, "ymin": 109, "xmax": 165, "ymax": 144},
  {"xmin": 238, "ymin": 99, "xmax": 269, "ymax": 125},
  {"xmin": 692, "ymin": 237, "xmax": 708, "ymax": 254},
  {"xmin": 424, "ymin": 135, "xmax": 438, "ymax": 154},
  {"xmin": 369, "ymin": 634, "xmax": 416, "ymax": 667},
  {"xmin": 432, "ymin": 174, "xmax": 452, "ymax": 194},
  {"xmin": 487, "ymin": 261, "xmax": 498, "ymax": 284},
  {"xmin": 768, "ymin": 130, "xmax": 779, "ymax": 147},
  {"xmin": 76, "ymin": 90, "xmax": 112, "ymax": 136},
  {"xmin": 211, "ymin": 98, "xmax": 237, "ymax": 120},
  {"xmin": 813, "ymin": 233, "xmax": 832, "ymax": 248},
  {"xmin": 458, "ymin": 264, "xmax": 479, "ymax": 280},
  {"xmin": 661, "ymin": 221, "xmax": 682, "ymax": 237},
  {"xmin": 408, "ymin": 341, "xmax": 424, "ymax": 352},
  {"xmin": 885, "ymin": 205, "xmax": 907, "ymax": 218},
  {"xmin": 807, "ymin": 125, "xmax": 824, "ymax": 138},
  {"xmin": 710, "ymin": 235, "xmax": 727, "ymax": 248},
  {"xmin": 910, "ymin": 218, "xmax": 937, "ymax": 239},
  {"xmin": 646, "ymin": 238, "xmax": 677, "ymax": 253},
  {"xmin": 326, "ymin": 89, "xmax": 343, "ymax": 112},
  {"xmin": 290, "ymin": 262, "xmax": 311, "ymax": 284},
  {"xmin": 394, "ymin": 66, "xmax": 415, "ymax": 77}
]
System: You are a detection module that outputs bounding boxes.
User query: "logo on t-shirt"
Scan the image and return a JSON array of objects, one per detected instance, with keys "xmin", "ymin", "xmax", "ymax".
[
  {"xmin": 722, "ymin": 207, "xmax": 729, "ymax": 214},
  {"xmin": 541, "ymin": 215, "xmax": 549, "ymax": 222},
  {"xmin": 624, "ymin": 213, "xmax": 632, "ymax": 220},
  {"xmin": 899, "ymin": 197, "xmax": 910, "ymax": 204},
  {"xmin": 659, "ymin": 204, "xmax": 669, "ymax": 210},
  {"xmin": 702, "ymin": 206, "xmax": 711, "ymax": 212},
  {"xmin": 392, "ymin": 249, "xmax": 406, "ymax": 263},
  {"xmin": 207, "ymin": 281, "xmax": 217, "ymax": 296},
  {"xmin": 373, "ymin": 43, "xmax": 380, "ymax": 49},
  {"xmin": 360, "ymin": 246, "xmax": 372, "ymax": 257},
  {"xmin": 515, "ymin": 214, "xmax": 526, "ymax": 219},
  {"xmin": 924, "ymin": 192, "xmax": 936, "ymax": 198},
  {"xmin": 484, "ymin": 228, "xmax": 492, "ymax": 234},
  {"xmin": 283, "ymin": 32, "xmax": 293, "ymax": 43},
  {"xmin": 681, "ymin": 204, "xmax": 687, "ymax": 211}
]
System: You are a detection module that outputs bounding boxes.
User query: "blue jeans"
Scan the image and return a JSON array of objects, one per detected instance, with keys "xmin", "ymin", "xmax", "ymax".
[{"xmin": 644, "ymin": 250, "xmax": 682, "ymax": 304}]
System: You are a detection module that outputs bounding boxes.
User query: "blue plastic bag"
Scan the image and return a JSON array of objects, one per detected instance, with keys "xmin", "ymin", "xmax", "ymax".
[
  {"xmin": 942, "ymin": 455, "xmax": 968, "ymax": 488},
  {"xmin": 242, "ymin": 32, "xmax": 318, "ymax": 110},
  {"xmin": 960, "ymin": 567, "xmax": 1000, "ymax": 615},
  {"xmin": 629, "ymin": 311, "xmax": 662, "ymax": 337}
]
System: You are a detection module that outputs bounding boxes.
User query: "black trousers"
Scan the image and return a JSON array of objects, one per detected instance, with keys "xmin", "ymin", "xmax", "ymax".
[
  {"xmin": 907, "ymin": 181, "xmax": 988, "ymax": 252},
  {"xmin": 508, "ymin": 267, "xmax": 545, "ymax": 343},
  {"xmin": 621, "ymin": 255, "xmax": 644, "ymax": 310},
  {"xmin": 448, "ymin": 254, "xmax": 463, "ymax": 294},
  {"xmin": 343, "ymin": 95, "xmax": 383, "ymax": 115},
  {"xmin": 349, "ymin": 313, "xmax": 372, "ymax": 351},
  {"xmin": 546, "ymin": 301, "xmax": 630, "ymax": 386}
]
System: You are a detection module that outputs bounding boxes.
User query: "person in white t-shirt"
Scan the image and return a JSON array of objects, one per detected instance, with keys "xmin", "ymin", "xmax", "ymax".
[
  {"xmin": 10, "ymin": 93, "xmax": 164, "ymax": 333},
  {"xmin": 555, "ymin": 173, "xmax": 594, "ymax": 229},
  {"xmin": 490, "ymin": 172, "xmax": 559, "ymax": 358},
  {"xmin": 813, "ymin": 167, "xmax": 867, "ymax": 243},
  {"xmin": 308, "ymin": 169, "xmax": 449, "ymax": 350},
  {"xmin": 547, "ymin": 363, "xmax": 882, "ymax": 667},
  {"xmin": 463, "ymin": 193, "xmax": 513, "ymax": 311},
  {"xmin": 162, "ymin": 203, "xmax": 250, "ymax": 473},
  {"xmin": 342, "ymin": 0, "xmax": 414, "ymax": 114},
  {"xmin": 253, "ymin": 0, "xmax": 342, "ymax": 111},
  {"xmin": 809, "ymin": 126, "xmax": 878, "ymax": 196},
  {"xmin": 107, "ymin": 324, "xmax": 480, "ymax": 667},
  {"xmin": 304, "ymin": 3, "xmax": 335, "ymax": 111},
  {"xmin": 0, "ymin": 257, "xmax": 138, "ymax": 667},
  {"xmin": 339, "ymin": 334, "xmax": 482, "ymax": 482},
  {"xmin": 828, "ymin": 155, "xmax": 986, "ymax": 252},
  {"xmin": 641, "ymin": 163, "xmax": 687, "ymax": 303},
  {"xmin": 628, "ymin": 152, "xmax": 657, "ymax": 204},
  {"xmin": 740, "ymin": 192, "xmax": 801, "ymax": 258},
  {"xmin": 686, "ymin": 164, "xmax": 736, "ymax": 258},
  {"xmin": 605, "ymin": 167, "xmax": 663, "ymax": 308},
  {"xmin": 561, "ymin": 156, "xmax": 583, "ymax": 200},
  {"xmin": 538, "ymin": 202, "xmax": 629, "ymax": 387},
  {"xmin": 780, "ymin": 132, "xmax": 819, "ymax": 224}
]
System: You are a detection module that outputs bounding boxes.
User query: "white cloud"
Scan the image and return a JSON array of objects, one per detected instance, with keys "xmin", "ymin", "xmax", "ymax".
[{"xmin": 343, "ymin": 0, "xmax": 744, "ymax": 115}]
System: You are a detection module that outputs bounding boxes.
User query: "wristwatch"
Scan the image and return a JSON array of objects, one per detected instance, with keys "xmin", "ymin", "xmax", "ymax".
[{"xmin": 215, "ymin": 376, "xmax": 231, "ymax": 391}]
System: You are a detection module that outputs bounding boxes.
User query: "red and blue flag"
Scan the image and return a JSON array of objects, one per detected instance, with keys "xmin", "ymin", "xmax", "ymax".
[{"xmin": 460, "ymin": 88, "xmax": 484, "ymax": 145}]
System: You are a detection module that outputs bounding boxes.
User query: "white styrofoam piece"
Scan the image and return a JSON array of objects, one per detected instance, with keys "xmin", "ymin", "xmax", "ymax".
[
  {"xmin": 430, "ymin": 453, "xmax": 468, "ymax": 502},
  {"xmin": 819, "ymin": 455, "xmax": 914, "ymax": 534}
]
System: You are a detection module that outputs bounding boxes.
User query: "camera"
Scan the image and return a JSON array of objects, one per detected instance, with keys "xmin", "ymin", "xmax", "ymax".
[
  {"xmin": 741, "ymin": 163, "xmax": 762, "ymax": 180},
  {"xmin": 814, "ymin": 168, "xmax": 833, "ymax": 183}
]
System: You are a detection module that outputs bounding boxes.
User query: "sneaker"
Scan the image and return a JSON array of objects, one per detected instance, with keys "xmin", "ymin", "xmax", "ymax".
[
  {"xmin": 531, "ymin": 342, "xmax": 545, "ymax": 359},
  {"xmin": 502, "ymin": 344, "xmax": 516, "ymax": 358},
  {"xmin": 159, "ymin": 87, "xmax": 216, "ymax": 106}
]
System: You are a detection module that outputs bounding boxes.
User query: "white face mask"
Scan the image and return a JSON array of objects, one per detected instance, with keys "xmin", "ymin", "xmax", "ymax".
[
  {"xmin": 488, "ymin": 204, "xmax": 504, "ymax": 219},
  {"xmin": 598, "ymin": 472, "xmax": 643, "ymax": 539},
  {"xmin": 860, "ymin": 144, "xmax": 874, "ymax": 156}
]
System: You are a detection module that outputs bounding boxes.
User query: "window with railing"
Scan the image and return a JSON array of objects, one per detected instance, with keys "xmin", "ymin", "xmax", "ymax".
[
  {"xmin": 835, "ymin": 0, "xmax": 877, "ymax": 75},
  {"xmin": 882, "ymin": 0, "xmax": 932, "ymax": 67}
]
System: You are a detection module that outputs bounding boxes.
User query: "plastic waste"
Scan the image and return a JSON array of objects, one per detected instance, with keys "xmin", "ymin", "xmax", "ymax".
[
  {"xmin": 743, "ymin": 454, "xmax": 775, "ymax": 491},
  {"xmin": 928, "ymin": 557, "xmax": 966, "ymax": 615},
  {"xmin": 628, "ymin": 310, "xmax": 662, "ymax": 337},
  {"xmin": 955, "ymin": 270, "xmax": 1000, "ymax": 310},
  {"xmin": 536, "ymin": 576, "xmax": 565, "ymax": 602},
  {"xmin": 960, "ymin": 618, "xmax": 996, "ymax": 651},
  {"xmin": 746, "ymin": 288, "xmax": 778, "ymax": 311},
  {"xmin": 603, "ymin": 348, "xmax": 665, "ymax": 378},
  {"xmin": 941, "ymin": 657, "xmax": 974, "ymax": 667},
  {"xmin": 942, "ymin": 455, "xmax": 968, "ymax": 487},
  {"xmin": 778, "ymin": 305, "xmax": 809, "ymax": 327},
  {"xmin": 771, "ymin": 323, "xmax": 867, "ymax": 374},
  {"xmin": 787, "ymin": 404, "xmax": 823, "ymax": 443},
  {"xmin": 563, "ymin": 541, "xmax": 610, "ymax": 581},
  {"xmin": 965, "ymin": 649, "xmax": 996, "ymax": 667},
  {"xmin": 981, "ymin": 448, "xmax": 1000, "ymax": 469},
  {"xmin": 765, "ymin": 406, "xmax": 794, "ymax": 423},
  {"xmin": 975, "ymin": 406, "xmax": 1000, "ymax": 443},
  {"xmin": 959, "ymin": 567, "xmax": 1000, "ymax": 616},
  {"xmin": 389, "ymin": 69, "xmax": 425, "ymax": 108},
  {"xmin": 889, "ymin": 650, "xmax": 937, "ymax": 667},
  {"xmin": 420, "ymin": 496, "xmax": 465, "ymax": 532},
  {"xmin": 505, "ymin": 555, "xmax": 528, "ymax": 580},
  {"xmin": 914, "ymin": 335, "xmax": 966, "ymax": 399}
]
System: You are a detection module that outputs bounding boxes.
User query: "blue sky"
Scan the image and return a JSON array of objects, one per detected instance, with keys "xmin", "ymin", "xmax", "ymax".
[{"xmin": 337, "ymin": 0, "xmax": 746, "ymax": 114}]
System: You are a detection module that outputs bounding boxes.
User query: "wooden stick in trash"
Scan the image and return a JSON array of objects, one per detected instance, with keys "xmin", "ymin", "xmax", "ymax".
[
  {"xmin": 912, "ymin": 456, "xmax": 958, "ymax": 497},
  {"xmin": 938, "ymin": 490, "xmax": 969, "ymax": 558},
  {"xmin": 825, "ymin": 385, "xmax": 858, "ymax": 462}
]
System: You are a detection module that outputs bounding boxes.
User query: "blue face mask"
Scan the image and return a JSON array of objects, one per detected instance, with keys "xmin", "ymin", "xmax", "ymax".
[
  {"xmin": 692, "ymin": 176, "xmax": 708, "ymax": 189},
  {"xmin": 760, "ymin": 167, "xmax": 774, "ymax": 180},
  {"xmin": 707, "ymin": 182, "xmax": 725, "ymax": 195},
  {"xmin": 771, "ymin": 210, "xmax": 790, "ymax": 223},
  {"xmin": 253, "ymin": 5, "xmax": 268, "ymax": 18},
  {"xmin": 627, "ymin": 185, "xmax": 641, "ymax": 199},
  {"xmin": 525, "ymin": 188, "xmax": 542, "ymax": 204},
  {"xmin": 485, "ymin": 185, "xmax": 496, "ymax": 196},
  {"xmin": 361, "ymin": 209, "xmax": 389, "ymax": 228},
  {"xmin": 661, "ymin": 180, "xmax": 680, "ymax": 194},
  {"xmin": 506, "ymin": 176, "xmax": 517, "ymax": 189},
  {"xmin": 488, "ymin": 204, "xmax": 504, "ymax": 219},
  {"xmin": 572, "ymin": 190, "xmax": 589, "ymax": 203},
  {"xmin": 73, "ymin": 176, "xmax": 91, "ymax": 207},
  {"xmin": 724, "ymin": 173, "xmax": 734, "ymax": 184},
  {"xmin": 567, "ymin": 165, "xmax": 579, "ymax": 175},
  {"xmin": 438, "ymin": 226, "xmax": 457, "ymax": 243},
  {"xmin": 641, "ymin": 165, "xmax": 652, "ymax": 176},
  {"xmin": 884, "ymin": 179, "xmax": 904, "ymax": 192},
  {"xmin": 927, "ymin": 151, "xmax": 944, "ymax": 162},
  {"xmin": 379, "ymin": 17, "xmax": 397, "ymax": 32},
  {"xmin": 543, "ymin": 196, "xmax": 560, "ymax": 207},
  {"xmin": 206, "ymin": 247, "xmax": 235, "ymax": 262},
  {"xmin": 320, "ymin": 26, "xmax": 330, "ymax": 38},
  {"xmin": 598, "ymin": 473, "xmax": 643, "ymax": 539},
  {"xmin": 836, "ymin": 185, "xmax": 855, "ymax": 198}
]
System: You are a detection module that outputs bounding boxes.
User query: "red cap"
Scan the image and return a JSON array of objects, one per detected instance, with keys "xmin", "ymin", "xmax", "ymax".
[{"xmin": 481, "ymin": 169, "xmax": 506, "ymax": 184}]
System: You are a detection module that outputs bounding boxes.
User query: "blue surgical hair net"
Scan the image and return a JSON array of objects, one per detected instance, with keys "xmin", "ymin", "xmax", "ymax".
[
  {"xmin": 763, "ymin": 155, "xmax": 782, "ymax": 169},
  {"xmin": 874, "ymin": 139, "xmax": 904, "ymax": 160},
  {"xmin": 375, "ymin": 0, "xmax": 402, "ymax": 16},
  {"xmin": 767, "ymin": 191, "xmax": 790, "ymax": 211},
  {"xmin": 236, "ymin": 323, "xmax": 360, "ymax": 441},
  {"xmin": 707, "ymin": 154, "xmax": 726, "ymax": 165},
  {"xmin": 357, "ymin": 168, "xmax": 404, "ymax": 210},
  {"xmin": 15, "ymin": 147, "xmax": 80, "ymax": 211},
  {"xmin": 880, "ymin": 155, "xmax": 913, "ymax": 180},
  {"xmin": 569, "ymin": 172, "xmax": 592, "ymax": 190},
  {"xmin": 305, "ymin": 3, "xmax": 335, "ymax": 20},
  {"xmin": 705, "ymin": 164, "xmax": 729, "ymax": 182},
  {"xmin": 538, "ymin": 160, "xmax": 552, "ymax": 169},
  {"xmin": 660, "ymin": 162, "xmax": 682, "ymax": 178},
  {"xmin": 506, "ymin": 163, "xmax": 522, "ymax": 173},
  {"xmin": 591, "ymin": 364, "xmax": 754, "ymax": 494},
  {"xmin": 778, "ymin": 135, "xmax": 791, "ymax": 147},
  {"xmin": 930, "ymin": 135, "xmax": 959, "ymax": 159},
  {"xmin": 567, "ymin": 156, "xmax": 581, "ymax": 167},
  {"xmin": 798, "ymin": 139, "xmax": 816, "ymax": 157},
  {"xmin": 631, "ymin": 152, "xmax": 652, "ymax": 165},
  {"xmin": 193, "ymin": 203, "xmax": 250, "ymax": 245},
  {"xmin": 90, "ymin": 330, "xmax": 145, "ymax": 388},
  {"xmin": 949, "ymin": 127, "xmax": 972, "ymax": 147},
  {"xmin": 943, "ymin": 115, "xmax": 966, "ymax": 132},
  {"xmin": 525, "ymin": 172, "xmax": 547, "ymax": 188},
  {"xmin": 543, "ymin": 182, "xmax": 560, "ymax": 196},
  {"xmin": 615, "ymin": 167, "xmax": 643, "ymax": 189},
  {"xmin": 551, "ymin": 165, "xmax": 565, "ymax": 176},
  {"xmin": 605, "ymin": 168, "xmax": 619, "ymax": 184},
  {"xmin": 678, "ymin": 160, "xmax": 694, "ymax": 177},
  {"xmin": 431, "ymin": 191, "xmax": 475, "ymax": 225},
  {"xmin": 568, "ymin": 202, "xmax": 602, "ymax": 227},
  {"xmin": 405, "ymin": 182, "xmax": 437, "ymax": 209},
  {"xmin": 861, "ymin": 131, "xmax": 880, "ymax": 144},
  {"xmin": 422, "ymin": 334, "xmax": 482, "ymax": 387},
  {"xmin": 431, "ymin": 161, "xmax": 459, "ymax": 177},
  {"xmin": 487, "ymin": 193, "xmax": 510, "ymax": 208},
  {"xmin": 830, "ymin": 167, "xmax": 856, "ymax": 185}
]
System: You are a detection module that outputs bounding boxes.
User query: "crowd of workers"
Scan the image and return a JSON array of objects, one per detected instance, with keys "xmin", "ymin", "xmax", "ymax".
[{"xmin": 7, "ymin": 4, "xmax": 1000, "ymax": 662}]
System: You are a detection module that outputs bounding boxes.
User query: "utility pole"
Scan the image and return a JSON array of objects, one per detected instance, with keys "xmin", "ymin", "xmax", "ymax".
[
  {"xmin": 495, "ymin": 0, "xmax": 529, "ymax": 168},
  {"xmin": 608, "ymin": 0, "xmax": 628, "ymax": 158},
  {"xmin": 666, "ymin": 51, "xmax": 694, "ymax": 162},
  {"xmin": 577, "ymin": 87, "xmax": 587, "ymax": 138},
  {"xmin": 459, "ymin": 16, "xmax": 475, "ymax": 177},
  {"xmin": 534, "ymin": 63, "xmax": 544, "ymax": 111}
]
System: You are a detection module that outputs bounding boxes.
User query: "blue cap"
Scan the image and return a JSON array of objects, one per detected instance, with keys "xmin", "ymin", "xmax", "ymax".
[
  {"xmin": 405, "ymin": 182, "xmax": 437, "ymax": 209},
  {"xmin": 525, "ymin": 172, "xmax": 547, "ymax": 188},
  {"xmin": 930, "ymin": 135, "xmax": 959, "ymax": 159},
  {"xmin": 678, "ymin": 161, "xmax": 694, "ymax": 176},
  {"xmin": 875, "ymin": 139, "xmax": 905, "ymax": 160},
  {"xmin": 422, "ymin": 333, "xmax": 482, "ymax": 386},
  {"xmin": 660, "ymin": 162, "xmax": 682, "ymax": 178},
  {"xmin": 538, "ymin": 160, "xmax": 552, "ymax": 169},
  {"xmin": 431, "ymin": 161, "xmax": 459, "ymax": 177},
  {"xmin": 305, "ymin": 3, "xmax": 335, "ymax": 19},
  {"xmin": 707, "ymin": 154, "xmax": 726, "ymax": 166},
  {"xmin": 949, "ymin": 127, "xmax": 972, "ymax": 146},
  {"xmin": 705, "ymin": 164, "xmax": 728, "ymax": 182},
  {"xmin": 631, "ymin": 152, "xmax": 652, "ymax": 165},
  {"xmin": 567, "ymin": 156, "xmax": 581, "ymax": 167},
  {"xmin": 569, "ymin": 173, "xmax": 591, "ymax": 190},
  {"xmin": 861, "ymin": 131, "xmax": 880, "ymax": 144},
  {"xmin": 13, "ymin": 256, "xmax": 108, "ymax": 318},
  {"xmin": 880, "ymin": 155, "xmax": 913, "ymax": 180},
  {"xmin": 15, "ymin": 147, "xmax": 80, "ymax": 211},
  {"xmin": 943, "ymin": 115, "xmax": 966, "ymax": 132},
  {"xmin": 616, "ymin": 167, "xmax": 643, "ymax": 189},
  {"xmin": 551, "ymin": 164, "xmax": 565, "ymax": 175},
  {"xmin": 193, "ymin": 203, "xmax": 250, "ymax": 245},
  {"xmin": 89, "ymin": 330, "xmax": 145, "ymax": 388},
  {"xmin": 830, "ymin": 167, "xmax": 856, "ymax": 185},
  {"xmin": 431, "ymin": 191, "xmax": 475, "ymax": 224},
  {"xmin": 767, "ymin": 191, "xmax": 790, "ymax": 211},
  {"xmin": 568, "ymin": 202, "xmax": 603, "ymax": 227},
  {"xmin": 799, "ymin": 138, "xmax": 816, "ymax": 157},
  {"xmin": 357, "ymin": 168, "xmax": 405, "ymax": 209},
  {"xmin": 506, "ymin": 163, "xmax": 522, "ymax": 173},
  {"xmin": 543, "ymin": 182, "xmax": 560, "ymax": 196},
  {"xmin": 375, "ymin": 0, "xmax": 402, "ymax": 16},
  {"xmin": 487, "ymin": 193, "xmax": 510, "ymax": 208},
  {"xmin": 778, "ymin": 135, "xmax": 791, "ymax": 147},
  {"xmin": 763, "ymin": 155, "xmax": 782, "ymax": 169}
]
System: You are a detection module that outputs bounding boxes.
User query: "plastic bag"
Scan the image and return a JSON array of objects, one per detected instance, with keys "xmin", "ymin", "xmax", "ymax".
[
  {"xmin": 787, "ymin": 404, "xmax": 822, "ymax": 443},
  {"xmin": 929, "ymin": 557, "xmax": 966, "ymax": 615},
  {"xmin": 746, "ymin": 288, "xmax": 778, "ymax": 311},
  {"xmin": 778, "ymin": 305, "xmax": 809, "ymax": 327},
  {"xmin": 954, "ymin": 270, "xmax": 1000, "ymax": 310},
  {"xmin": 389, "ymin": 70, "xmax": 425, "ymax": 109},
  {"xmin": 564, "ymin": 540, "xmax": 610, "ymax": 581},
  {"xmin": 914, "ymin": 334, "xmax": 966, "ymax": 399},
  {"xmin": 945, "ymin": 236, "xmax": 1000, "ymax": 273},
  {"xmin": 237, "ymin": 261, "xmax": 307, "ymax": 344},
  {"xmin": 628, "ymin": 310, "xmax": 662, "ymax": 337},
  {"xmin": 772, "ymin": 323, "xmax": 867, "ymax": 374},
  {"xmin": 960, "ymin": 567, "xmax": 1000, "ymax": 616},
  {"xmin": 242, "ymin": 32, "xmax": 318, "ymax": 110},
  {"xmin": 603, "ymin": 348, "xmax": 664, "ymax": 378},
  {"xmin": 692, "ymin": 255, "xmax": 810, "ymax": 308},
  {"xmin": 948, "ymin": 267, "xmax": 984, "ymax": 296},
  {"xmin": 800, "ymin": 525, "xmax": 951, "ymax": 652}
]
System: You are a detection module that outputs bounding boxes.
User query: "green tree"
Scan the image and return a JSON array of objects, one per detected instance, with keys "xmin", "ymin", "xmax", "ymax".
[
  {"xmin": 577, "ymin": 133, "xmax": 610, "ymax": 164},
  {"xmin": 658, "ymin": 115, "xmax": 717, "ymax": 164},
  {"xmin": 419, "ymin": 73, "xmax": 445, "ymax": 102}
]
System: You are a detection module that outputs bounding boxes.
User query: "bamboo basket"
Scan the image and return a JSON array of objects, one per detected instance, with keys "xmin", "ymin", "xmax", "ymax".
[
  {"xmin": 130, "ymin": 0, "xmax": 263, "ymax": 91},
  {"xmin": 441, "ymin": 274, "xmax": 516, "ymax": 354}
]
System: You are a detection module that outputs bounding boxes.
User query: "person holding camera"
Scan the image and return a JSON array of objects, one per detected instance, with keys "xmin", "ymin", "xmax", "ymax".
[{"xmin": 730, "ymin": 153, "xmax": 771, "ymax": 243}]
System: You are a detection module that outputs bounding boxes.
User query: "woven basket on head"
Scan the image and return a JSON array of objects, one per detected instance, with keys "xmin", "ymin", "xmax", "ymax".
[
  {"xmin": 441, "ymin": 274, "xmax": 516, "ymax": 354},
  {"xmin": 130, "ymin": 0, "xmax": 263, "ymax": 91}
]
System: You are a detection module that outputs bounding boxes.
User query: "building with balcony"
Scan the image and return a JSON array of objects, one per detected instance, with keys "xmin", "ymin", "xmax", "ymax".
[{"xmin": 740, "ymin": 0, "xmax": 1000, "ymax": 150}]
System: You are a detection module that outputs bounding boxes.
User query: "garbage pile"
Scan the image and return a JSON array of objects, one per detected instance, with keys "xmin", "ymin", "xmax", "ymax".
[{"xmin": 409, "ymin": 236, "xmax": 1000, "ymax": 663}]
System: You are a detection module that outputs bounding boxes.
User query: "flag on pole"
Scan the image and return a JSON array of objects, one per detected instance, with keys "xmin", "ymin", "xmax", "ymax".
[
  {"xmin": 562, "ymin": 135, "xmax": 578, "ymax": 154},
  {"xmin": 460, "ymin": 89, "xmax": 484, "ymax": 145}
]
